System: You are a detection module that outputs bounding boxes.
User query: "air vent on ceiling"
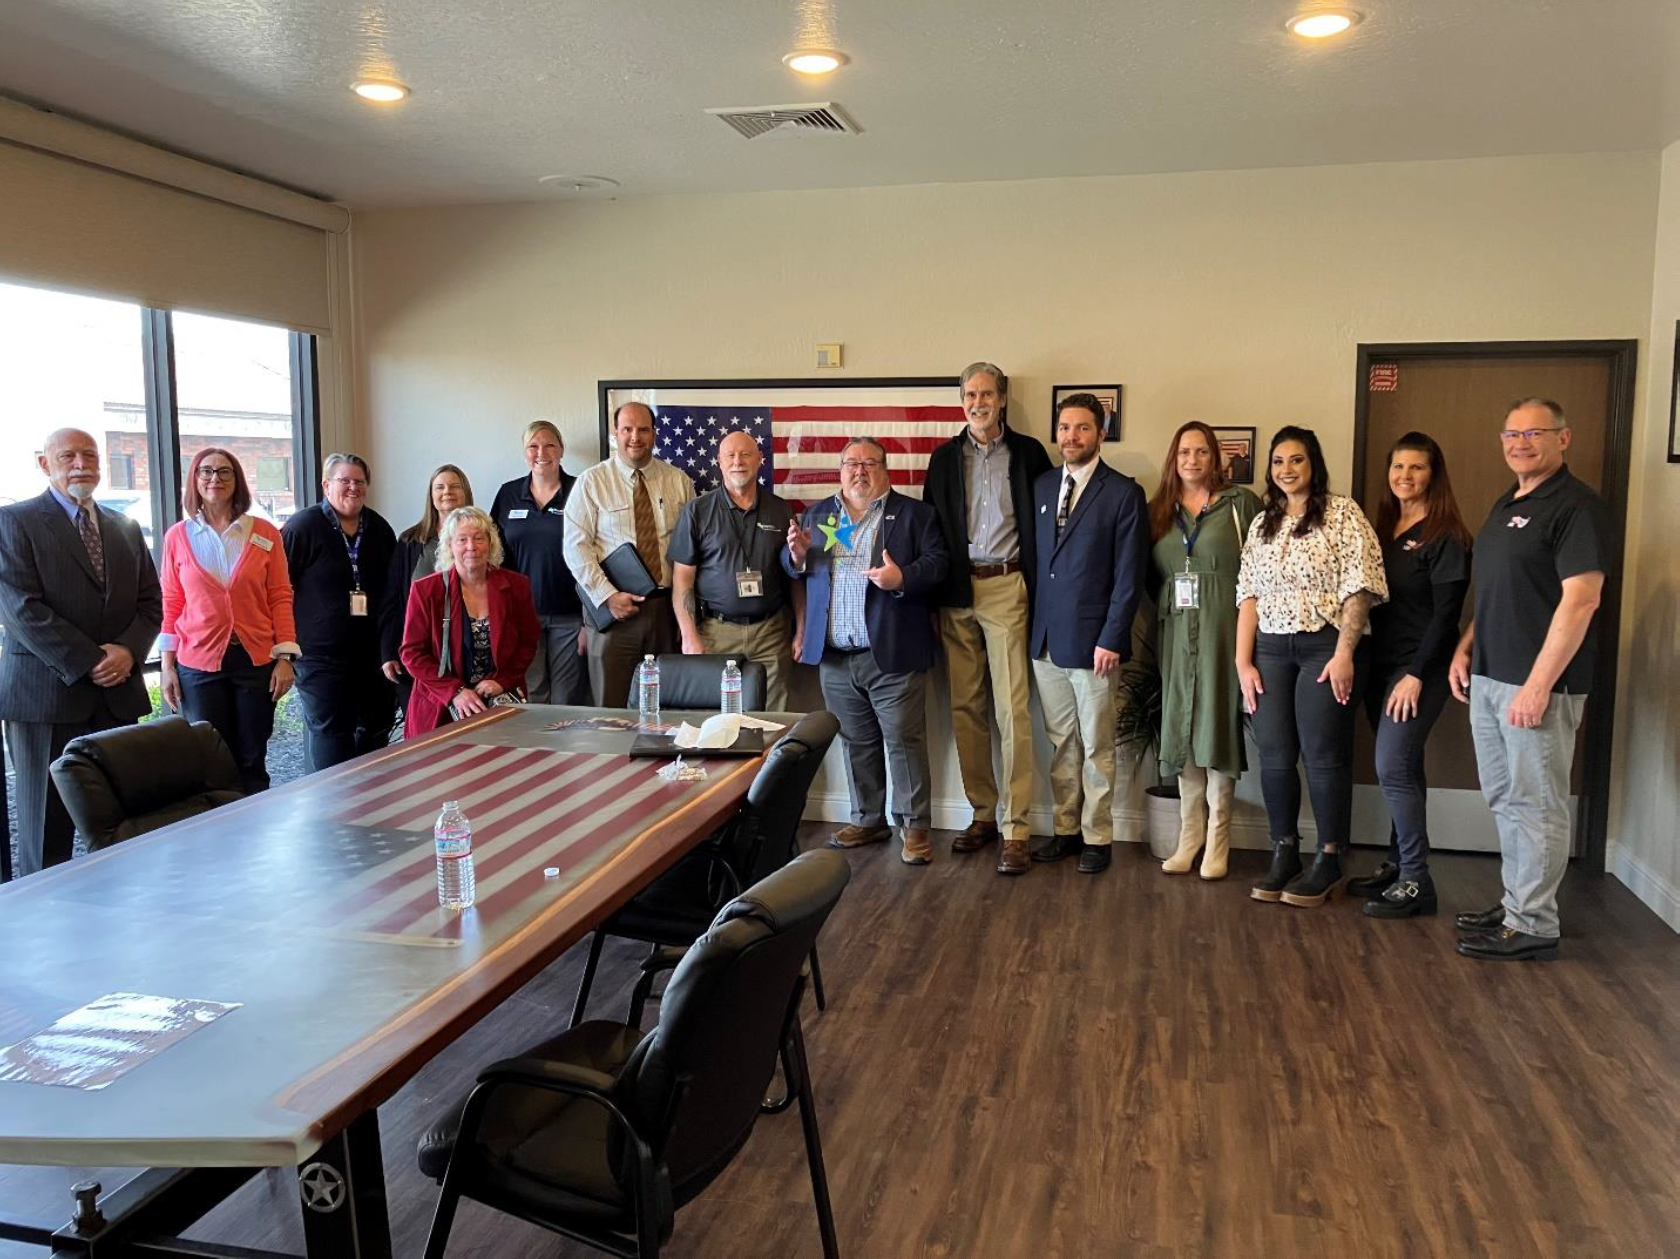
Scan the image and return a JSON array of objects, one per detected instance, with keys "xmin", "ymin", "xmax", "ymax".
[{"xmin": 705, "ymin": 101, "xmax": 862, "ymax": 140}]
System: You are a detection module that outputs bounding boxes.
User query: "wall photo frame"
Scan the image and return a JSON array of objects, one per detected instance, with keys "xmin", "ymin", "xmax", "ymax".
[
  {"xmin": 1212, "ymin": 425, "xmax": 1257, "ymax": 486},
  {"xmin": 1050, "ymin": 384, "xmax": 1122, "ymax": 443}
]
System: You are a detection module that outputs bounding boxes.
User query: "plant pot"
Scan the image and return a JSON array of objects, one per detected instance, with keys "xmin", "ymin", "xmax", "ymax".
[{"xmin": 1143, "ymin": 784, "xmax": 1182, "ymax": 860}]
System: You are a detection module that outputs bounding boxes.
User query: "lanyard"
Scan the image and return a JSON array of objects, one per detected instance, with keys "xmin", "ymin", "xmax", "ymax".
[
  {"xmin": 725, "ymin": 498, "xmax": 759, "ymax": 563},
  {"xmin": 336, "ymin": 515, "xmax": 365, "ymax": 590},
  {"xmin": 1175, "ymin": 502, "xmax": 1208, "ymax": 569}
]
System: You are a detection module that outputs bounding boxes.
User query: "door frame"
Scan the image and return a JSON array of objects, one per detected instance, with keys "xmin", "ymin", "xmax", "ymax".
[{"xmin": 1351, "ymin": 339, "xmax": 1638, "ymax": 875}]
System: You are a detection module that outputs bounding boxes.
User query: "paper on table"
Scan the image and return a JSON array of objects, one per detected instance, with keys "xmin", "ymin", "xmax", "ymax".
[
  {"xmin": 673, "ymin": 713, "xmax": 744, "ymax": 749},
  {"xmin": 0, "ymin": 992, "xmax": 241, "ymax": 1091},
  {"xmin": 737, "ymin": 715, "xmax": 785, "ymax": 731}
]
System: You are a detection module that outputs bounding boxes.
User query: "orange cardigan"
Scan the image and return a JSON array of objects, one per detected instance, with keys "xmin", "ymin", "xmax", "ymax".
[{"xmin": 159, "ymin": 518, "xmax": 297, "ymax": 671}]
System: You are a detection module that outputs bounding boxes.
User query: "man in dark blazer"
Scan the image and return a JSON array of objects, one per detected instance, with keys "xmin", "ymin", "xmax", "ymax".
[
  {"xmin": 783, "ymin": 439, "xmax": 948, "ymax": 865},
  {"xmin": 0, "ymin": 428, "xmax": 162, "ymax": 879},
  {"xmin": 924, "ymin": 362, "xmax": 1052, "ymax": 875},
  {"xmin": 1028, "ymin": 395, "xmax": 1147, "ymax": 874}
]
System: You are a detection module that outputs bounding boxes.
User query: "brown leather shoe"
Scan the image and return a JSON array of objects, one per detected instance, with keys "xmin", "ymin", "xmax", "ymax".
[
  {"xmin": 996, "ymin": 840, "xmax": 1029, "ymax": 875},
  {"xmin": 900, "ymin": 827, "xmax": 933, "ymax": 865},
  {"xmin": 951, "ymin": 819, "xmax": 1000, "ymax": 853},
  {"xmin": 827, "ymin": 824, "xmax": 891, "ymax": 849}
]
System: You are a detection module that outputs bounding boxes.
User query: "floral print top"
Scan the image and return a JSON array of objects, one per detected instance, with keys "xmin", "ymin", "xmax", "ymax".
[{"xmin": 1235, "ymin": 493, "xmax": 1388, "ymax": 634}]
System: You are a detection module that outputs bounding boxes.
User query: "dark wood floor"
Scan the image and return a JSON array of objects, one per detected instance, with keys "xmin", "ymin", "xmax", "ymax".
[{"xmin": 4, "ymin": 831, "xmax": 1677, "ymax": 1259}]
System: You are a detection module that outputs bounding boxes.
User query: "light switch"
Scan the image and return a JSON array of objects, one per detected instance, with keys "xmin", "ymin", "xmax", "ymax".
[{"xmin": 815, "ymin": 343, "xmax": 843, "ymax": 369}]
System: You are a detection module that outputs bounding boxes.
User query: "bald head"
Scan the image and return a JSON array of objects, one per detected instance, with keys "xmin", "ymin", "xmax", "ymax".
[
  {"xmin": 38, "ymin": 428, "xmax": 101, "ymax": 501},
  {"xmin": 718, "ymin": 430, "xmax": 763, "ymax": 499}
]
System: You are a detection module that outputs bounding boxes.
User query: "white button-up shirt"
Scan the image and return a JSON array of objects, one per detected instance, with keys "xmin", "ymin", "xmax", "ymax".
[{"xmin": 563, "ymin": 453, "xmax": 695, "ymax": 605}]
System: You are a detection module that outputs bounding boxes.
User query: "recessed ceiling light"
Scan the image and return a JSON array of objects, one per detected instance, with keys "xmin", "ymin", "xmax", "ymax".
[
  {"xmin": 1285, "ymin": 8, "xmax": 1362, "ymax": 38},
  {"xmin": 782, "ymin": 49, "xmax": 849, "ymax": 75},
  {"xmin": 351, "ymin": 78, "xmax": 410, "ymax": 103}
]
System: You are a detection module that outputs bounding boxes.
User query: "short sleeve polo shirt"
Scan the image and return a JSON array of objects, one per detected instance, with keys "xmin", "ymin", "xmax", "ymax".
[
  {"xmin": 490, "ymin": 474, "xmax": 582, "ymax": 617},
  {"xmin": 1470, "ymin": 465, "xmax": 1609, "ymax": 693},
  {"xmin": 666, "ymin": 486, "xmax": 794, "ymax": 620}
]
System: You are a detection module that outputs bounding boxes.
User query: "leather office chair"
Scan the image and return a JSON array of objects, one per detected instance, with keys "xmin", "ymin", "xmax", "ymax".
[
  {"xmin": 418, "ymin": 849, "xmax": 850, "ymax": 1259},
  {"xmin": 49, "ymin": 717, "xmax": 243, "ymax": 851},
  {"xmin": 640, "ymin": 653, "xmax": 767, "ymax": 711},
  {"xmin": 569, "ymin": 711, "xmax": 839, "ymax": 1028}
]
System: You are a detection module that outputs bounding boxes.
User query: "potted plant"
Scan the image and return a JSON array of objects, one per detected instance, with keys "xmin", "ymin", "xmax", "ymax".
[{"xmin": 1113, "ymin": 638, "xmax": 1182, "ymax": 859}]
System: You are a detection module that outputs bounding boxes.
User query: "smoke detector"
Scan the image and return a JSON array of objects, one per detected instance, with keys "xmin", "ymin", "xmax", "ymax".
[{"xmin": 705, "ymin": 102, "xmax": 862, "ymax": 140}]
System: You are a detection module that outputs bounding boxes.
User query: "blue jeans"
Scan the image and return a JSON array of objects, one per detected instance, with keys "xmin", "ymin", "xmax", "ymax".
[
  {"xmin": 177, "ymin": 641, "xmax": 278, "ymax": 794},
  {"xmin": 1251, "ymin": 628, "xmax": 1367, "ymax": 850},
  {"xmin": 1364, "ymin": 662, "xmax": 1451, "ymax": 886}
]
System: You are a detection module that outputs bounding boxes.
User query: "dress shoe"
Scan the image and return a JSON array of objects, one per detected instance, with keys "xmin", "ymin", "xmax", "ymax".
[
  {"xmin": 951, "ymin": 819, "xmax": 1000, "ymax": 853},
  {"xmin": 1457, "ymin": 925, "xmax": 1559, "ymax": 962},
  {"xmin": 1250, "ymin": 837, "xmax": 1302, "ymax": 902},
  {"xmin": 1281, "ymin": 848, "xmax": 1342, "ymax": 907},
  {"xmin": 827, "ymin": 824, "xmax": 891, "ymax": 850},
  {"xmin": 996, "ymin": 840, "xmax": 1029, "ymax": 876},
  {"xmin": 900, "ymin": 827, "xmax": 933, "ymax": 866},
  {"xmin": 1076, "ymin": 844, "xmax": 1112, "ymax": 874},
  {"xmin": 1362, "ymin": 879, "xmax": 1438, "ymax": 919},
  {"xmin": 1455, "ymin": 904, "xmax": 1505, "ymax": 933},
  {"xmin": 1346, "ymin": 860, "xmax": 1400, "ymax": 898},
  {"xmin": 1031, "ymin": 833, "xmax": 1084, "ymax": 863}
]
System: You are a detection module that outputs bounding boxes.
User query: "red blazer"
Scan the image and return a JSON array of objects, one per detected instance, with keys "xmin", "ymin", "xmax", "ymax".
[{"xmin": 400, "ymin": 566, "xmax": 539, "ymax": 736}]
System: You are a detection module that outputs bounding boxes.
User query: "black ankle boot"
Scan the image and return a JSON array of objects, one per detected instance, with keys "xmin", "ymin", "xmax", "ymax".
[
  {"xmin": 1250, "ymin": 837, "xmax": 1302, "ymax": 903},
  {"xmin": 1281, "ymin": 848, "xmax": 1342, "ymax": 907},
  {"xmin": 1346, "ymin": 860, "xmax": 1400, "ymax": 898}
]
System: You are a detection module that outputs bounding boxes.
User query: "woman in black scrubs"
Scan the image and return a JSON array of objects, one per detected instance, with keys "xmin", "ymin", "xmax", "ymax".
[{"xmin": 1349, "ymin": 431, "xmax": 1472, "ymax": 917}]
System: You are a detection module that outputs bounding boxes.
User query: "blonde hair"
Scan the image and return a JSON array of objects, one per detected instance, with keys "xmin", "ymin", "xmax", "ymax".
[
  {"xmin": 521, "ymin": 419, "xmax": 564, "ymax": 448},
  {"xmin": 435, "ymin": 506, "xmax": 505, "ymax": 571}
]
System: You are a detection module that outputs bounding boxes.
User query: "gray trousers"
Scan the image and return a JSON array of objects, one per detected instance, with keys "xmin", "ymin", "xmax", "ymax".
[
  {"xmin": 525, "ymin": 614, "xmax": 586, "ymax": 705},
  {"xmin": 1469, "ymin": 674, "xmax": 1587, "ymax": 938},
  {"xmin": 5, "ymin": 699, "xmax": 123, "ymax": 878},
  {"xmin": 817, "ymin": 649, "xmax": 931, "ymax": 830},
  {"xmin": 587, "ymin": 595, "xmax": 677, "ymax": 708}
]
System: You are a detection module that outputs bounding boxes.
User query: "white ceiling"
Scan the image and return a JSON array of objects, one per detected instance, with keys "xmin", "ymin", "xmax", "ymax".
[{"xmin": 2, "ymin": 0, "xmax": 1677, "ymax": 208}]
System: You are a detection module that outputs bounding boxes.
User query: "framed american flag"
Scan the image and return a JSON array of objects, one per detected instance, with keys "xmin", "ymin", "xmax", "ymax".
[{"xmin": 598, "ymin": 377, "xmax": 962, "ymax": 509}]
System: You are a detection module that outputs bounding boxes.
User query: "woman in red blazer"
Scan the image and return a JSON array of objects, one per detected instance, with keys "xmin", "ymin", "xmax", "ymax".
[{"xmin": 400, "ymin": 506, "xmax": 539, "ymax": 737}]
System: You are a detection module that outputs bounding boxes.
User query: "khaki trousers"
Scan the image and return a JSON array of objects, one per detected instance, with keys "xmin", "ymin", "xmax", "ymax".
[
  {"xmin": 1031, "ymin": 655, "xmax": 1119, "ymax": 845},
  {"xmin": 939, "ymin": 572, "xmax": 1035, "ymax": 842},
  {"xmin": 700, "ymin": 611, "xmax": 794, "ymax": 711}
]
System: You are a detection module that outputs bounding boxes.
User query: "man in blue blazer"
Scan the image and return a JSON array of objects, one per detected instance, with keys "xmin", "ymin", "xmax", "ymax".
[
  {"xmin": 1028, "ymin": 395, "xmax": 1148, "ymax": 874},
  {"xmin": 783, "ymin": 439, "xmax": 948, "ymax": 865}
]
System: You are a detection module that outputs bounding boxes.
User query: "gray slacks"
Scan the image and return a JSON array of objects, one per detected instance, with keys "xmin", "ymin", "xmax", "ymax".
[
  {"xmin": 587, "ymin": 595, "xmax": 678, "ymax": 708},
  {"xmin": 817, "ymin": 648, "xmax": 931, "ymax": 830},
  {"xmin": 526, "ymin": 614, "xmax": 586, "ymax": 705}
]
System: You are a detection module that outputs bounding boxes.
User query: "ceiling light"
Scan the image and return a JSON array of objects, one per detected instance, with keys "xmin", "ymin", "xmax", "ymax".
[
  {"xmin": 782, "ymin": 49, "xmax": 849, "ymax": 75},
  {"xmin": 1285, "ymin": 8, "xmax": 1362, "ymax": 39},
  {"xmin": 351, "ymin": 78, "xmax": 410, "ymax": 103}
]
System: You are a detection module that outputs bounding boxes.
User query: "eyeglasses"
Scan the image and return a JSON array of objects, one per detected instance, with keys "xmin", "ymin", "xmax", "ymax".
[
  {"xmin": 840, "ymin": 459, "xmax": 883, "ymax": 471},
  {"xmin": 196, "ymin": 467, "xmax": 236, "ymax": 482},
  {"xmin": 328, "ymin": 477, "xmax": 368, "ymax": 489},
  {"xmin": 1499, "ymin": 427, "xmax": 1565, "ymax": 442}
]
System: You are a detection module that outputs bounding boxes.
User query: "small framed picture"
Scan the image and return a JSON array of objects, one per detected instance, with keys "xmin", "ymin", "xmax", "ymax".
[
  {"xmin": 1051, "ymin": 384, "xmax": 1122, "ymax": 443},
  {"xmin": 1212, "ymin": 426, "xmax": 1257, "ymax": 485}
]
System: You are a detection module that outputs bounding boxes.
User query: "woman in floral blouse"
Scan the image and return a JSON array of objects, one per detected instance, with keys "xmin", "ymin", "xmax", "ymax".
[{"xmin": 1235, "ymin": 426, "xmax": 1388, "ymax": 908}]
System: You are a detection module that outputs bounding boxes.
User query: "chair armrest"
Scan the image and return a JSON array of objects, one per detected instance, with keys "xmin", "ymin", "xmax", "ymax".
[
  {"xmin": 477, "ymin": 1056, "xmax": 617, "ymax": 1095},
  {"xmin": 635, "ymin": 946, "xmax": 689, "ymax": 977}
]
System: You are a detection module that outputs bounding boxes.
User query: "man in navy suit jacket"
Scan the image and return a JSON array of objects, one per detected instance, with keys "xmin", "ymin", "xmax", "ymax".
[
  {"xmin": 1028, "ymin": 395, "xmax": 1148, "ymax": 874},
  {"xmin": 783, "ymin": 440, "xmax": 948, "ymax": 865}
]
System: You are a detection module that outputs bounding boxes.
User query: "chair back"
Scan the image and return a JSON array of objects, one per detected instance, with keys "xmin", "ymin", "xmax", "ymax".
[
  {"xmin": 649, "ymin": 654, "xmax": 768, "ymax": 711},
  {"xmin": 719, "ymin": 711, "xmax": 839, "ymax": 888},
  {"xmin": 611, "ymin": 849, "xmax": 850, "ymax": 1199},
  {"xmin": 50, "ymin": 717, "xmax": 243, "ymax": 850}
]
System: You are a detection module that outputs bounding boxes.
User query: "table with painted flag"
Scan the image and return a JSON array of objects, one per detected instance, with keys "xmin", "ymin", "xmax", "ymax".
[{"xmin": 0, "ymin": 704, "xmax": 780, "ymax": 1258}]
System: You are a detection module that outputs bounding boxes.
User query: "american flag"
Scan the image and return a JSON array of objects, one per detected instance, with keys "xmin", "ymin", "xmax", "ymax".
[{"xmin": 640, "ymin": 386, "xmax": 965, "ymax": 509}]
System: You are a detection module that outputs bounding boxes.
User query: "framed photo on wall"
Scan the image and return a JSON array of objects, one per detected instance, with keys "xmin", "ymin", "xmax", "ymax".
[
  {"xmin": 1213, "ymin": 425, "xmax": 1258, "ymax": 485},
  {"xmin": 598, "ymin": 376, "xmax": 959, "ymax": 508},
  {"xmin": 1050, "ymin": 384, "xmax": 1122, "ymax": 443},
  {"xmin": 1669, "ymin": 321, "xmax": 1680, "ymax": 464}
]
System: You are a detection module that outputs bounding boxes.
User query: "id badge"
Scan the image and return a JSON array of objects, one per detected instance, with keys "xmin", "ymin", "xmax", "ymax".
[
  {"xmin": 1173, "ymin": 572, "xmax": 1199, "ymax": 610},
  {"xmin": 349, "ymin": 591, "xmax": 369, "ymax": 617},
  {"xmin": 736, "ymin": 569, "xmax": 763, "ymax": 599}
]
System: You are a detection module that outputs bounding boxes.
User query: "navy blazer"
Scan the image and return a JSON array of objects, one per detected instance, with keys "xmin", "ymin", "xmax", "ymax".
[
  {"xmin": 781, "ymin": 490, "xmax": 948, "ymax": 675},
  {"xmin": 1029, "ymin": 461, "xmax": 1148, "ymax": 669}
]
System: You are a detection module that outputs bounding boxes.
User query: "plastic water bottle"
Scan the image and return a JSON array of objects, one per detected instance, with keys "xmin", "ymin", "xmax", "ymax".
[
  {"xmin": 434, "ymin": 800, "xmax": 476, "ymax": 910},
  {"xmin": 720, "ymin": 659, "xmax": 743, "ymax": 715},
  {"xmin": 637, "ymin": 654, "xmax": 660, "ymax": 725}
]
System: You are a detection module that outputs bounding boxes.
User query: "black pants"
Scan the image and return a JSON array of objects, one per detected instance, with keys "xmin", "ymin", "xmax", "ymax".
[
  {"xmin": 293, "ymin": 657, "xmax": 395, "ymax": 773},
  {"xmin": 177, "ymin": 642, "xmax": 278, "ymax": 795},
  {"xmin": 1251, "ymin": 627, "xmax": 1367, "ymax": 850},
  {"xmin": 1363, "ymin": 662, "xmax": 1451, "ymax": 886}
]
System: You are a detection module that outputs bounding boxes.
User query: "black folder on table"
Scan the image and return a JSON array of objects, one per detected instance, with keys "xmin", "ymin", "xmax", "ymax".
[
  {"xmin": 627, "ymin": 727, "xmax": 766, "ymax": 759},
  {"xmin": 577, "ymin": 542, "xmax": 659, "ymax": 632}
]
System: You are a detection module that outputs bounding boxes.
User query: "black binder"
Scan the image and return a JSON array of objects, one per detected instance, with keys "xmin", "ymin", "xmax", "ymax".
[{"xmin": 577, "ymin": 542, "xmax": 658, "ymax": 631}]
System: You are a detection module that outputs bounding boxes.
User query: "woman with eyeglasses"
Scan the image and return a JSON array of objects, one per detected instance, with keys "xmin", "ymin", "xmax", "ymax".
[
  {"xmin": 281, "ymin": 453, "xmax": 399, "ymax": 772},
  {"xmin": 383, "ymin": 464, "xmax": 473, "ymax": 721},
  {"xmin": 159, "ymin": 448, "xmax": 298, "ymax": 793}
]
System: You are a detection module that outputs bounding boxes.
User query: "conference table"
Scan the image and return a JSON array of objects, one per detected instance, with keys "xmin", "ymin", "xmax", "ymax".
[{"xmin": 0, "ymin": 704, "xmax": 781, "ymax": 1258}]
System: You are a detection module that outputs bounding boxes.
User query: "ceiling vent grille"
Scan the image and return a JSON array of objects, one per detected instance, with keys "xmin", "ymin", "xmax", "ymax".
[{"xmin": 705, "ymin": 102, "xmax": 862, "ymax": 139}]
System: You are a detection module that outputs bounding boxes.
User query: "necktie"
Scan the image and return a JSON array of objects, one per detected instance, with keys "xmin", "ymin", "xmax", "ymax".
[
  {"xmin": 632, "ymin": 469, "xmax": 661, "ymax": 584},
  {"xmin": 1056, "ymin": 475, "xmax": 1075, "ymax": 538},
  {"xmin": 75, "ymin": 505, "xmax": 105, "ymax": 583}
]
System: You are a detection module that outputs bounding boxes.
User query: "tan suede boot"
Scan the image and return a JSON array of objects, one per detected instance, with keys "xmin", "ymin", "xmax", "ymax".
[
  {"xmin": 1162, "ymin": 767, "xmax": 1208, "ymax": 874},
  {"xmin": 1200, "ymin": 768, "xmax": 1235, "ymax": 881}
]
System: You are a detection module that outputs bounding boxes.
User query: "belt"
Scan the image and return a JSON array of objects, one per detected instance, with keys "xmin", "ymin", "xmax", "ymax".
[
  {"xmin": 970, "ymin": 560, "xmax": 1022, "ymax": 579},
  {"xmin": 705, "ymin": 608, "xmax": 781, "ymax": 626}
]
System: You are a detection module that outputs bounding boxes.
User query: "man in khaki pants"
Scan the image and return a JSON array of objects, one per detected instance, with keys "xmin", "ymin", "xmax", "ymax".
[{"xmin": 924, "ymin": 362, "xmax": 1052, "ymax": 875}]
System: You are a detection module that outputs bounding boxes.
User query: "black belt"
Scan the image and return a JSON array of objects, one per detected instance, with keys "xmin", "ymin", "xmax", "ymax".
[
  {"xmin": 704, "ymin": 607, "xmax": 781, "ymax": 626},
  {"xmin": 970, "ymin": 560, "xmax": 1022, "ymax": 579}
]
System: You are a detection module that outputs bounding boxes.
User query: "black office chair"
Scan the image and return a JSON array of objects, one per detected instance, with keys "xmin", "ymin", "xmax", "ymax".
[
  {"xmin": 640, "ymin": 653, "xmax": 767, "ymax": 711},
  {"xmin": 418, "ymin": 849, "xmax": 850, "ymax": 1259},
  {"xmin": 570, "ymin": 710, "xmax": 839, "ymax": 1028},
  {"xmin": 49, "ymin": 717, "xmax": 243, "ymax": 851}
]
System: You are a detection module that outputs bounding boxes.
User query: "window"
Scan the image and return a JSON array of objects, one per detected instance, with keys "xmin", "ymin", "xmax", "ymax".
[
  {"xmin": 108, "ymin": 453, "xmax": 135, "ymax": 489},
  {"xmin": 256, "ymin": 456, "xmax": 290, "ymax": 493}
]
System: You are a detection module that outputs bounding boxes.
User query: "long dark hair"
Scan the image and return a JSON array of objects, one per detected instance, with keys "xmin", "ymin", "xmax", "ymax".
[
  {"xmin": 181, "ymin": 447, "xmax": 252, "ymax": 520},
  {"xmin": 1147, "ymin": 420, "xmax": 1231, "ymax": 542},
  {"xmin": 1373, "ymin": 431, "xmax": 1473, "ymax": 550},
  {"xmin": 400, "ymin": 464, "xmax": 474, "ymax": 544},
  {"xmin": 1257, "ymin": 426, "xmax": 1330, "ymax": 541}
]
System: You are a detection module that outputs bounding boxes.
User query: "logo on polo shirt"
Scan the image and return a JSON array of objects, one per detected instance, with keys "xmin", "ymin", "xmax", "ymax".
[{"xmin": 1508, "ymin": 515, "xmax": 1532, "ymax": 529}]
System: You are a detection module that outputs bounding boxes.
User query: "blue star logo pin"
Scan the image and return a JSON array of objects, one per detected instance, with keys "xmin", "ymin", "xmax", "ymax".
[{"xmin": 818, "ymin": 514, "xmax": 854, "ymax": 552}]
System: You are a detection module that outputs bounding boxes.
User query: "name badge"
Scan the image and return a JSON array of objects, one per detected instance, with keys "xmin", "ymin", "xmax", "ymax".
[
  {"xmin": 250, "ymin": 533, "xmax": 273, "ymax": 551},
  {"xmin": 507, "ymin": 509, "xmax": 530, "ymax": 519},
  {"xmin": 1173, "ymin": 572, "xmax": 1199, "ymax": 610},
  {"xmin": 736, "ymin": 568, "xmax": 763, "ymax": 599},
  {"xmin": 349, "ymin": 591, "xmax": 369, "ymax": 617}
]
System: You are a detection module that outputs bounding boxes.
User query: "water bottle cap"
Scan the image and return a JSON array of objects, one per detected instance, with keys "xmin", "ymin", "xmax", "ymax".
[
  {"xmin": 441, "ymin": 800, "xmax": 459, "ymax": 810},
  {"xmin": 644, "ymin": 654, "xmax": 655, "ymax": 662},
  {"xmin": 726, "ymin": 659, "xmax": 738, "ymax": 667}
]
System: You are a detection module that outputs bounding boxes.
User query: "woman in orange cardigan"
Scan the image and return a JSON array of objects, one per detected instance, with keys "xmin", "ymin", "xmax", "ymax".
[
  {"xmin": 400, "ymin": 506, "xmax": 539, "ymax": 737},
  {"xmin": 159, "ymin": 448, "xmax": 299, "ymax": 793}
]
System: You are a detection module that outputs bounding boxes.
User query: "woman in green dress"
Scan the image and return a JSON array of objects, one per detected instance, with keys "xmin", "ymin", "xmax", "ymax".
[{"xmin": 1146, "ymin": 421, "xmax": 1261, "ymax": 879}]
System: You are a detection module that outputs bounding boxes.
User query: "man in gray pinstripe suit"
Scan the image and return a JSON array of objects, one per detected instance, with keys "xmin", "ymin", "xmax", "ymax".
[{"xmin": 0, "ymin": 428, "xmax": 161, "ymax": 879}]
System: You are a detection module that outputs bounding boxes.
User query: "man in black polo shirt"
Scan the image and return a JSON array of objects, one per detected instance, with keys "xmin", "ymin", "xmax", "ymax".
[
  {"xmin": 1449, "ymin": 397, "xmax": 1609, "ymax": 962},
  {"xmin": 669, "ymin": 430, "xmax": 803, "ymax": 709}
]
